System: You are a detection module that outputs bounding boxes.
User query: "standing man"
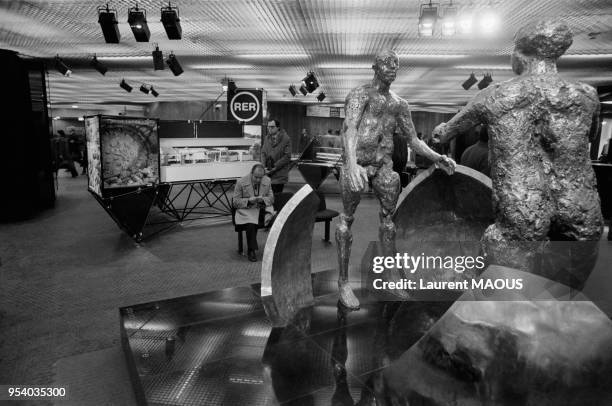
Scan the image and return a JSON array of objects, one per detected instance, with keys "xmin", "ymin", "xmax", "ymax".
[
  {"xmin": 261, "ymin": 119, "xmax": 292, "ymax": 193},
  {"xmin": 337, "ymin": 50, "xmax": 456, "ymax": 309},
  {"xmin": 433, "ymin": 20, "xmax": 603, "ymax": 286},
  {"xmin": 233, "ymin": 164, "xmax": 275, "ymax": 262}
]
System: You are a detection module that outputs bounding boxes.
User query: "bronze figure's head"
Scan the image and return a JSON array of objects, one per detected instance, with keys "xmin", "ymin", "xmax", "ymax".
[
  {"xmin": 372, "ymin": 50, "xmax": 399, "ymax": 84},
  {"xmin": 511, "ymin": 20, "xmax": 573, "ymax": 75}
]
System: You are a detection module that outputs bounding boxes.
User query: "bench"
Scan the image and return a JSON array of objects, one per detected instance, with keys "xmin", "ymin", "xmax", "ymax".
[
  {"xmin": 233, "ymin": 192, "xmax": 293, "ymax": 255},
  {"xmin": 314, "ymin": 191, "xmax": 339, "ymax": 243}
]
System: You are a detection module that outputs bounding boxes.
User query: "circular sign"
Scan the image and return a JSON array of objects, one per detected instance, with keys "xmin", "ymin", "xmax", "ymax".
[{"xmin": 229, "ymin": 91, "xmax": 261, "ymax": 122}]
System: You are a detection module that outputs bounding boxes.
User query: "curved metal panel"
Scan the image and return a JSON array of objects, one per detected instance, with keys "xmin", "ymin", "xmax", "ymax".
[{"xmin": 261, "ymin": 185, "xmax": 320, "ymax": 326}]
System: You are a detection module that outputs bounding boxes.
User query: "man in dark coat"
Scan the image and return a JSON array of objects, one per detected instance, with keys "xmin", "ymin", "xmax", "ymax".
[{"xmin": 261, "ymin": 119, "xmax": 292, "ymax": 193}]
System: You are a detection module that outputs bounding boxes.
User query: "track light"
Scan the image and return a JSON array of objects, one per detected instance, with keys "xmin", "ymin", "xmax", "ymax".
[
  {"xmin": 302, "ymin": 72, "xmax": 319, "ymax": 93},
  {"xmin": 479, "ymin": 6, "xmax": 500, "ymax": 35},
  {"xmin": 90, "ymin": 55, "xmax": 107, "ymax": 75},
  {"xmin": 128, "ymin": 5, "xmax": 150, "ymax": 42},
  {"xmin": 55, "ymin": 56, "xmax": 72, "ymax": 77},
  {"xmin": 458, "ymin": 10, "xmax": 473, "ymax": 34},
  {"xmin": 228, "ymin": 80, "xmax": 237, "ymax": 95},
  {"xmin": 120, "ymin": 79, "xmax": 133, "ymax": 92},
  {"xmin": 140, "ymin": 84, "xmax": 150, "ymax": 94},
  {"xmin": 150, "ymin": 87, "xmax": 159, "ymax": 97},
  {"xmin": 462, "ymin": 73, "xmax": 477, "ymax": 90},
  {"xmin": 289, "ymin": 85, "xmax": 297, "ymax": 96},
  {"xmin": 418, "ymin": 1, "xmax": 438, "ymax": 37},
  {"xmin": 98, "ymin": 4, "xmax": 120, "ymax": 43},
  {"xmin": 221, "ymin": 77, "xmax": 229, "ymax": 92},
  {"xmin": 317, "ymin": 92, "xmax": 326, "ymax": 102},
  {"xmin": 161, "ymin": 2, "xmax": 182, "ymax": 40},
  {"xmin": 477, "ymin": 73, "xmax": 493, "ymax": 90},
  {"xmin": 299, "ymin": 84, "xmax": 308, "ymax": 96},
  {"xmin": 152, "ymin": 45, "xmax": 164, "ymax": 70},
  {"xmin": 166, "ymin": 52, "xmax": 183, "ymax": 76},
  {"xmin": 441, "ymin": 4, "xmax": 457, "ymax": 36}
]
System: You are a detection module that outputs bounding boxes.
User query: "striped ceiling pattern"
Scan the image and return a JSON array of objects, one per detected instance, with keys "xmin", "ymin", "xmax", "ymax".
[{"xmin": 1, "ymin": 0, "xmax": 611, "ymax": 110}]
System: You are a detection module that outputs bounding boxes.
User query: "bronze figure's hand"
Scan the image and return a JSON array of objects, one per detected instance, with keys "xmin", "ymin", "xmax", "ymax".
[
  {"xmin": 346, "ymin": 164, "xmax": 368, "ymax": 192},
  {"xmin": 436, "ymin": 155, "xmax": 456, "ymax": 175},
  {"xmin": 432, "ymin": 122, "xmax": 447, "ymax": 140}
]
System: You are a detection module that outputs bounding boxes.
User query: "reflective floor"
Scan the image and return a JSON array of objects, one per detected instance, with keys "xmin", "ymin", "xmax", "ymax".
[{"xmin": 121, "ymin": 270, "xmax": 612, "ymax": 406}]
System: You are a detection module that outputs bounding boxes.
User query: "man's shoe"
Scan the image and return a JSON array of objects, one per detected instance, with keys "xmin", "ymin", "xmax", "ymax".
[{"xmin": 248, "ymin": 251, "xmax": 257, "ymax": 262}]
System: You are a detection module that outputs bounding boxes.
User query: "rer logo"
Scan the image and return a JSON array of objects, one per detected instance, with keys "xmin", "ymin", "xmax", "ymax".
[{"xmin": 229, "ymin": 91, "xmax": 261, "ymax": 122}]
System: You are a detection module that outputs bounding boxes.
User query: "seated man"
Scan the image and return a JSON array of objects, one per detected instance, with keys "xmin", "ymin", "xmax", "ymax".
[{"xmin": 233, "ymin": 164, "xmax": 274, "ymax": 262}]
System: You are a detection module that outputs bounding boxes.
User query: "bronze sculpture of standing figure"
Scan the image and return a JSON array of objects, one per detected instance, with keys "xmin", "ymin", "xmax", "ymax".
[
  {"xmin": 433, "ymin": 20, "xmax": 603, "ymax": 287},
  {"xmin": 337, "ymin": 50, "xmax": 456, "ymax": 309}
]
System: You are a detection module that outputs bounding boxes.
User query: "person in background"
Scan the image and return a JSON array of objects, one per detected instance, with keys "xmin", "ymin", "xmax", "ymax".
[
  {"xmin": 67, "ymin": 129, "xmax": 82, "ymax": 172},
  {"xmin": 460, "ymin": 125, "xmax": 491, "ymax": 177},
  {"xmin": 261, "ymin": 119, "xmax": 292, "ymax": 193},
  {"xmin": 233, "ymin": 164, "xmax": 274, "ymax": 262},
  {"xmin": 599, "ymin": 139, "xmax": 611, "ymax": 163},
  {"xmin": 51, "ymin": 130, "xmax": 78, "ymax": 177},
  {"xmin": 334, "ymin": 129, "xmax": 341, "ymax": 135},
  {"xmin": 299, "ymin": 128, "xmax": 312, "ymax": 152}
]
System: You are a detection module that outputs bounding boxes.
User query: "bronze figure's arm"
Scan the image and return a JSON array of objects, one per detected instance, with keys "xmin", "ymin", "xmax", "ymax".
[
  {"xmin": 342, "ymin": 87, "xmax": 369, "ymax": 192},
  {"xmin": 398, "ymin": 99, "xmax": 456, "ymax": 174},
  {"xmin": 583, "ymin": 83, "xmax": 601, "ymax": 143},
  {"xmin": 433, "ymin": 91, "xmax": 489, "ymax": 144}
]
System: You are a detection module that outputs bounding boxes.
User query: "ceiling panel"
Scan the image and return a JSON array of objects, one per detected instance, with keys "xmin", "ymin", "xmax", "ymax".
[{"xmin": 1, "ymin": 0, "xmax": 610, "ymax": 110}]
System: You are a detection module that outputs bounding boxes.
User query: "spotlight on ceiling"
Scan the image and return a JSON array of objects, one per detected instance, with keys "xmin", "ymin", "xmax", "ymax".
[
  {"xmin": 98, "ymin": 4, "xmax": 121, "ymax": 43},
  {"xmin": 120, "ymin": 79, "xmax": 133, "ymax": 92},
  {"xmin": 152, "ymin": 45, "xmax": 164, "ymax": 70},
  {"xmin": 228, "ymin": 80, "xmax": 237, "ymax": 94},
  {"xmin": 128, "ymin": 5, "xmax": 150, "ymax": 42},
  {"xmin": 140, "ymin": 84, "xmax": 150, "ymax": 94},
  {"xmin": 161, "ymin": 2, "xmax": 182, "ymax": 40},
  {"xmin": 462, "ymin": 73, "xmax": 477, "ymax": 90},
  {"xmin": 90, "ymin": 55, "xmax": 107, "ymax": 75},
  {"xmin": 299, "ymin": 84, "xmax": 308, "ymax": 96},
  {"xmin": 479, "ymin": 6, "xmax": 500, "ymax": 35},
  {"xmin": 166, "ymin": 52, "xmax": 183, "ymax": 76},
  {"xmin": 54, "ymin": 56, "xmax": 72, "ymax": 77},
  {"xmin": 418, "ymin": 1, "xmax": 438, "ymax": 37},
  {"xmin": 458, "ymin": 10, "xmax": 473, "ymax": 34},
  {"xmin": 289, "ymin": 85, "xmax": 297, "ymax": 97},
  {"xmin": 441, "ymin": 4, "xmax": 457, "ymax": 36},
  {"xmin": 150, "ymin": 87, "xmax": 159, "ymax": 97},
  {"xmin": 317, "ymin": 92, "xmax": 326, "ymax": 102},
  {"xmin": 477, "ymin": 73, "xmax": 493, "ymax": 90},
  {"xmin": 302, "ymin": 72, "xmax": 319, "ymax": 93},
  {"xmin": 221, "ymin": 77, "xmax": 229, "ymax": 92}
]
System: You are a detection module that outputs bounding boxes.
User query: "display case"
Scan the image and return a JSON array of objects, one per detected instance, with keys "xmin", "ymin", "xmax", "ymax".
[
  {"xmin": 158, "ymin": 120, "xmax": 259, "ymax": 182},
  {"xmin": 85, "ymin": 115, "xmax": 160, "ymax": 194}
]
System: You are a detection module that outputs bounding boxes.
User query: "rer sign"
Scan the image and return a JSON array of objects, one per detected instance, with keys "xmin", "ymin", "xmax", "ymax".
[{"xmin": 229, "ymin": 91, "xmax": 261, "ymax": 123}]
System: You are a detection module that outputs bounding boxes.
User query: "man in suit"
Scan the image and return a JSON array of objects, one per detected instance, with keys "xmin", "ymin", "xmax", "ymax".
[{"xmin": 233, "ymin": 164, "xmax": 275, "ymax": 262}]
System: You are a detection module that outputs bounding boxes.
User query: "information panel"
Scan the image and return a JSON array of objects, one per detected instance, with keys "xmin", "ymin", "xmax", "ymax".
[
  {"xmin": 99, "ymin": 117, "xmax": 160, "ymax": 189},
  {"xmin": 85, "ymin": 116, "xmax": 102, "ymax": 196}
]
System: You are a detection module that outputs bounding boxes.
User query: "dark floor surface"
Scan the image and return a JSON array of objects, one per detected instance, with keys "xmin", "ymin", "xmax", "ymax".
[
  {"xmin": 1, "ymin": 168, "xmax": 611, "ymax": 405},
  {"xmin": 0, "ymin": 169, "xmax": 379, "ymax": 405}
]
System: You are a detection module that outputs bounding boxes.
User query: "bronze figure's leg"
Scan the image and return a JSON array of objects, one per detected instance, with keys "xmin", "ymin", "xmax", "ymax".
[
  {"xmin": 336, "ymin": 168, "xmax": 362, "ymax": 310},
  {"xmin": 372, "ymin": 165, "xmax": 400, "ymax": 255},
  {"xmin": 547, "ymin": 183, "xmax": 604, "ymax": 289},
  {"xmin": 483, "ymin": 178, "xmax": 552, "ymax": 272},
  {"xmin": 371, "ymin": 165, "xmax": 410, "ymax": 300}
]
